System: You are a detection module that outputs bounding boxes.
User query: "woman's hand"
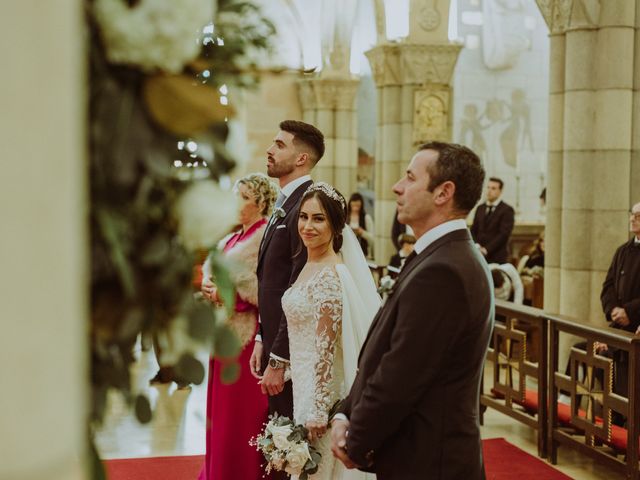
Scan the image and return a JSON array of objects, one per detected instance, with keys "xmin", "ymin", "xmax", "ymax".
[
  {"xmin": 306, "ymin": 420, "xmax": 327, "ymax": 442},
  {"xmin": 201, "ymin": 281, "xmax": 220, "ymax": 304}
]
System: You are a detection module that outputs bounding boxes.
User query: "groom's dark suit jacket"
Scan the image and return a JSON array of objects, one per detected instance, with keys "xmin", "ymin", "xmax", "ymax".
[
  {"xmin": 339, "ymin": 228, "xmax": 494, "ymax": 480},
  {"xmin": 256, "ymin": 179, "xmax": 311, "ymax": 417}
]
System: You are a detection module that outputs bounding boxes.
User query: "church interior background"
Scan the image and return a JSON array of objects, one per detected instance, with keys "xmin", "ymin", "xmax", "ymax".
[{"xmin": 2, "ymin": 0, "xmax": 639, "ymax": 478}]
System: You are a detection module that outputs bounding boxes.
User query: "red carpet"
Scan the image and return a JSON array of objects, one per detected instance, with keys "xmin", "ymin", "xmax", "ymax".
[
  {"xmin": 105, "ymin": 455, "xmax": 203, "ymax": 480},
  {"xmin": 483, "ymin": 438, "xmax": 571, "ymax": 479},
  {"xmin": 104, "ymin": 439, "xmax": 570, "ymax": 480}
]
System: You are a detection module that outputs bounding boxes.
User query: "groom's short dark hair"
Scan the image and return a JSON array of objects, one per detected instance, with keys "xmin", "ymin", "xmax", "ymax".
[
  {"xmin": 280, "ymin": 120, "xmax": 325, "ymax": 165},
  {"xmin": 419, "ymin": 141, "xmax": 485, "ymax": 215}
]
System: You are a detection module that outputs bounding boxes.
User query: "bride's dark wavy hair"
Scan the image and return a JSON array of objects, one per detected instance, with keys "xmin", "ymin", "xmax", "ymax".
[{"xmin": 298, "ymin": 187, "xmax": 347, "ymax": 253}]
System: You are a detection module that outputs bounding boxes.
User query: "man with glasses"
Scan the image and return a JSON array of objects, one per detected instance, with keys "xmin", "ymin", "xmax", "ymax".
[
  {"xmin": 601, "ymin": 202, "xmax": 640, "ymax": 333},
  {"xmin": 590, "ymin": 202, "xmax": 640, "ymax": 424}
]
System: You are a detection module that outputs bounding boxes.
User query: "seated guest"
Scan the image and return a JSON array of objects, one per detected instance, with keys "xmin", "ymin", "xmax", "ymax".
[
  {"xmin": 524, "ymin": 230, "xmax": 545, "ymax": 270},
  {"xmin": 490, "ymin": 263, "xmax": 523, "ymax": 304},
  {"xmin": 388, "ymin": 233, "xmax": 416, "ymax": 275}
]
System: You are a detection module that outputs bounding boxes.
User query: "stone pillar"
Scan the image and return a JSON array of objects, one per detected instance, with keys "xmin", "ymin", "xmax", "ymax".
[
  {"xmin": 537, "ymin": 0, "xmax": 637, "ymax": 323},
  {"xmin": 0, "ymin": 1, "xmax": 87, "ymax": 479},
  {"xmin": 298, "ymin": 77, "xmax": 360, "ymax": 197},
  {"xmin": 366, "ymin": 42, "xmax": 462, "ymax": 263}
]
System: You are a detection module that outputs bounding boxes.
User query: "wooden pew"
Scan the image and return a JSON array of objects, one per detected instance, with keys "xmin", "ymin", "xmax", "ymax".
[
  {"xmin": 480, "ymin": 300, "xmax": 548, "ymax": 458},
  {"xmin": 546, "ymin": 314, "xmax": 640, "ymax": 479}
]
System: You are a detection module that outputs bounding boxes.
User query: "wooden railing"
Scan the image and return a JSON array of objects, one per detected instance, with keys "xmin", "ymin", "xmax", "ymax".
[
  {"xmin": 480, "ymin": 300, "xmax": 548, "ymax": 457},
  {"xmin": 546, "ymin": 314, "xmax": 640, "ymax": 479}
]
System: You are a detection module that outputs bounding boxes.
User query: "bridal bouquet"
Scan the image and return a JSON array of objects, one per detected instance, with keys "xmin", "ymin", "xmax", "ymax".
[{"xmin": 250, "ymin": 414, "xmax": 322, "ymax": 479}]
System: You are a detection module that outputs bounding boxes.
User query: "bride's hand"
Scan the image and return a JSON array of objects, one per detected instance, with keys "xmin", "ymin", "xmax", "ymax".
[{"xmin": 306, "ymin": 421, "xmax": 327, "ymax": 442}]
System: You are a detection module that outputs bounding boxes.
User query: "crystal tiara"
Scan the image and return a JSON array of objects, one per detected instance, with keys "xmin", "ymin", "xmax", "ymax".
[{"xmin": 304, "ymin": 181, "xmax": 346, "ymax": 210}]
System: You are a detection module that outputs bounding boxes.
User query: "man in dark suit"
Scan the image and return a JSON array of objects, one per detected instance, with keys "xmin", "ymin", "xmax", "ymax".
[
  {"xmin": 249, "ymin": 120, "xmax": 324, "ymax": 422},
  {"xmin": 331, "ymin": 142, "xmax": 494, "ymax": 480},
  {"xmin": 470, "ymin": 177, "xmax": 515, "ymax": 264}
]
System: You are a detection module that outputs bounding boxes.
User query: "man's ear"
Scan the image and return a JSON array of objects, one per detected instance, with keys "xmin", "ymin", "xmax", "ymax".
[
  {"xmin": 295, "ymin": 152, "xmax": 309, "ymax": 167},
  {"xmin": 434, "ymin": 180, "xmax": 455, "ymax": 206}
]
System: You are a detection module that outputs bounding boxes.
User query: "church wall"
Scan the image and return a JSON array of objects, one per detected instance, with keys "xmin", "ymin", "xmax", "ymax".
[{"xmin": 452, "ymin": 0, "xmax": 550, "ymax": 223}]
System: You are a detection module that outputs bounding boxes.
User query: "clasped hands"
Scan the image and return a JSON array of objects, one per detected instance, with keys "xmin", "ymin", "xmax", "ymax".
[
  {"xmin": 248, "ymin": 341, "xmax": 287, "ymax": 397},
  {"xmin": 594, "ymin": 307, "xmax": 633, "ymax": 354},
  {"xmin": 330, "ymin": 418, "xmax": 361, "ymax": 469}
]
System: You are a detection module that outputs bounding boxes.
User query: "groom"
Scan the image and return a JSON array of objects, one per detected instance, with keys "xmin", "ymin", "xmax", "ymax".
[
  {"xmin": 251, "ymin": 120, "xmax": 324, "ymax": 421},
  {"xmin": 331, "ymin": 142, "xmax": 493, "ymax": 479}
]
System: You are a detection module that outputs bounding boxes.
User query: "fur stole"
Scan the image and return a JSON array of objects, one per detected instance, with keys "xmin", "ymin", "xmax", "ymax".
[{"xmin": 222, "ymin": 223, "xmax": 265, "ymax": 346}]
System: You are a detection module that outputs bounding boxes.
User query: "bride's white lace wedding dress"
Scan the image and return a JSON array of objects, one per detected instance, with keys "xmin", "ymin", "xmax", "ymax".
[{"xmin": 283, "ymin": 260, "xmax": 376, "ymax": 480}]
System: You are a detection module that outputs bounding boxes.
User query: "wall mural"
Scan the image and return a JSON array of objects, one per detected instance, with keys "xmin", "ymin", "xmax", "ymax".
[{"xmin": 453, "ymin": 0, "xmax": 549, "ymax": 223}]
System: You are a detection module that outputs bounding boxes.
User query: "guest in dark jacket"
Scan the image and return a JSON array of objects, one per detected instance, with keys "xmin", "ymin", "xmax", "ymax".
[{"xmin": 470, "ymin": 177, "xmax": 515, "ymax": 264}]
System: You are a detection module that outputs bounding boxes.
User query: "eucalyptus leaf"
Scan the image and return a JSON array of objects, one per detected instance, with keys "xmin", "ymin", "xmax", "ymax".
[
  {"xmin": 140, "ymin": 235, "xmax": 171, "ymax": 266},
  {"xmin": 214, "ymin": 323, "xmax": 242, "ymax": 358},
  {"xmin": 175, "ymin": 353, "xmax": 206, "ymax": 385},
  {"xmin": 118, "ymin": 308, "xmax": 144, "ymax": 341},
  {"xmin": 208, "ymin": 252, "xmax": 237, "ymax": 317},
  {"xmin": 186, "ymin": 301, "xmax": 216, "ymax": 340},
  {"xmin": 220, "ymin": 362, "xmax": 241, "ymax": 384},
  {"xmin": 134, "ymin": 394, "xmax": 152, "ymax": 424},
  {"xmin": 96, "ymin": 208, "xmax": 136, "ymax": 298}
]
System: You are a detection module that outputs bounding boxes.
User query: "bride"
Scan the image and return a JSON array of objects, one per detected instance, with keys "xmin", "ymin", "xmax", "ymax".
[{"xmin": 282, "ymin": 182, "xmax": 380, "ymax": 480}]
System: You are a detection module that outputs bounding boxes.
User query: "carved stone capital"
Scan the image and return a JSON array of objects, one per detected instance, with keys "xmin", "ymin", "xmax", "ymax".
[
  {"xmin": 366, "ymin": 43, "xmax": 462, "ymax": 87},
  {"xmin": 297, "ymin": 77, "xmax": 360, "ymax": 111},
  {"xmin": 536, "ymin": 0, "xmax": 574, "ymax": 34}
]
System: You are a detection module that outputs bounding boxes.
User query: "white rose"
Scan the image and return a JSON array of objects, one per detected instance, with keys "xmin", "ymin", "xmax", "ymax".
[
  {"xmin": 268, "ymin": 424, "xmax": 294, "ymax": 451},
  {"xmin": 93, "ymin": 0, "xmax": 214, "ymax": 73},
  {"xmin": 284, "ymin": 442, "xmax": 312, "ymax": 475},
  {"xmin": 175, "ymin": 180, "xmax": 238, "ymax": 251},
  {"xmin": 270, "ymin": 453, "xmax": 286, "ymax": 471}
]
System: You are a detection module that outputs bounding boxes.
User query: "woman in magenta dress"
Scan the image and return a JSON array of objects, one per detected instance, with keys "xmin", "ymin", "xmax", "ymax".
[{"xmin": 198, "ymin": 173, "xmax": 278, "ymax": 480}]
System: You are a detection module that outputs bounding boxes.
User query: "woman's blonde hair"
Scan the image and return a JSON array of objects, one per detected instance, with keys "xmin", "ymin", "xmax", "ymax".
[{"xmin": 235, "ymin": 173, "xmax": 279, "ymax": 216}]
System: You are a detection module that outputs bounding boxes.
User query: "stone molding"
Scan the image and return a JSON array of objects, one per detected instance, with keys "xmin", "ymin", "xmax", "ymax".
[
  {"xmin": 298, "ymin": 77, "xmax": 360, "ymax": 111},
  {"xmin": 536, "ymin": 0, "xmax": 574, "ymax": 34},
  {"xmin": 365, "ymin": 43, "xmax": 462, "ymax": 87}
]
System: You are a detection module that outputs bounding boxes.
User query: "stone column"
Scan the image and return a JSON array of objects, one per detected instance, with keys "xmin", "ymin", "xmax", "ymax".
[
  {"xmin": 537, "ymin": 0, "xmax": 637, "ymax": 323},
  {"xmin": 0, "ymin": 1, "xmax": 87, "ymax": 479},
  {"xmin": 298, "ymin": 77, "xmax": 360, "ymax": 196},
  {"xmin": 366, "ymin": 42, "xmax": 462, "ymax": 263}
]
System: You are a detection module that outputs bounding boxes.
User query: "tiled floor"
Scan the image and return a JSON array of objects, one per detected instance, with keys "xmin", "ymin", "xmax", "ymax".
[{"xmin": 95, "ymin": 347, "xmax": 626, "ymax": 479}]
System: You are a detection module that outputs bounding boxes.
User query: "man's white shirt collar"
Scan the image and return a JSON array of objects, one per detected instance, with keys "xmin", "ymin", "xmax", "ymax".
[
  {"xmin": 280, "ymin": 174, "xmax": 312, "ymax": 199},
  {"xmin": 414, "ymin": 219, "xmax": 468, "ymax": 255},
  {"xmin": 486, "ymin": 198, "xmax": 502, "ymax": 207}
]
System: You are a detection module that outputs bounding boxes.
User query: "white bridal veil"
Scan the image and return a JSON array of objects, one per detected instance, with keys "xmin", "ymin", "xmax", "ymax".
[{"xmin": 337, "ymin": 226, "xmax": 381, "ymax": 391}]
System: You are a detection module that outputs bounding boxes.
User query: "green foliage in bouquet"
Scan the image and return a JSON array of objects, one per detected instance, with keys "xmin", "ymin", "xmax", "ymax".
[
  {"xmin": 251, "ymin": 414, "xmax": 323, "ymax": 479},
  {"xmin": 87, "ymin": 0, "xmax": 275, "ymax": 465}
]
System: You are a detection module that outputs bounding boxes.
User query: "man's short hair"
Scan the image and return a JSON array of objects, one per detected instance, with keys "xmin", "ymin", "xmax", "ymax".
[
  {"xmin": 418, "ymin": 141, "xmax": 485, "ymax": 214},
  {"xmin": 279, "ymin": 120, "xmax": 325, "ymax": 165},
  {"xmin": 488, "ymin": 177, "xmax": 504, "ymax": 190}
]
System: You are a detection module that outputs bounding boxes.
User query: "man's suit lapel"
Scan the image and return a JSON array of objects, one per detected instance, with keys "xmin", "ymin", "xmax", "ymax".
[
  {"xmin": 257, "ymin": 180, "xmax": 312, "ymax": 267},
  {"xmin": 357, "ymin": 228, "xmax": 472, "ymax": 363}
]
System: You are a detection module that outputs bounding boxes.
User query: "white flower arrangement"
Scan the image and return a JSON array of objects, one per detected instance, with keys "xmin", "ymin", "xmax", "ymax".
[
  {"xmin": 250, "ymin": 414, "xmax": 322, "ymax": 479},
  {"xmin": 175, "ymin": 180, "xmax": 238, "ymax": 251},
  {"xmin": 93, "ymin": 0, "xmax": 214, "ymax": 73}
]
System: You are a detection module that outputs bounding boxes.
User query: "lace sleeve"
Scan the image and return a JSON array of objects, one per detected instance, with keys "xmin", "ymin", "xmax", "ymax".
[{"xmin": 309, "ymin": 267, "xmax": 343, "ymax": 425}]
